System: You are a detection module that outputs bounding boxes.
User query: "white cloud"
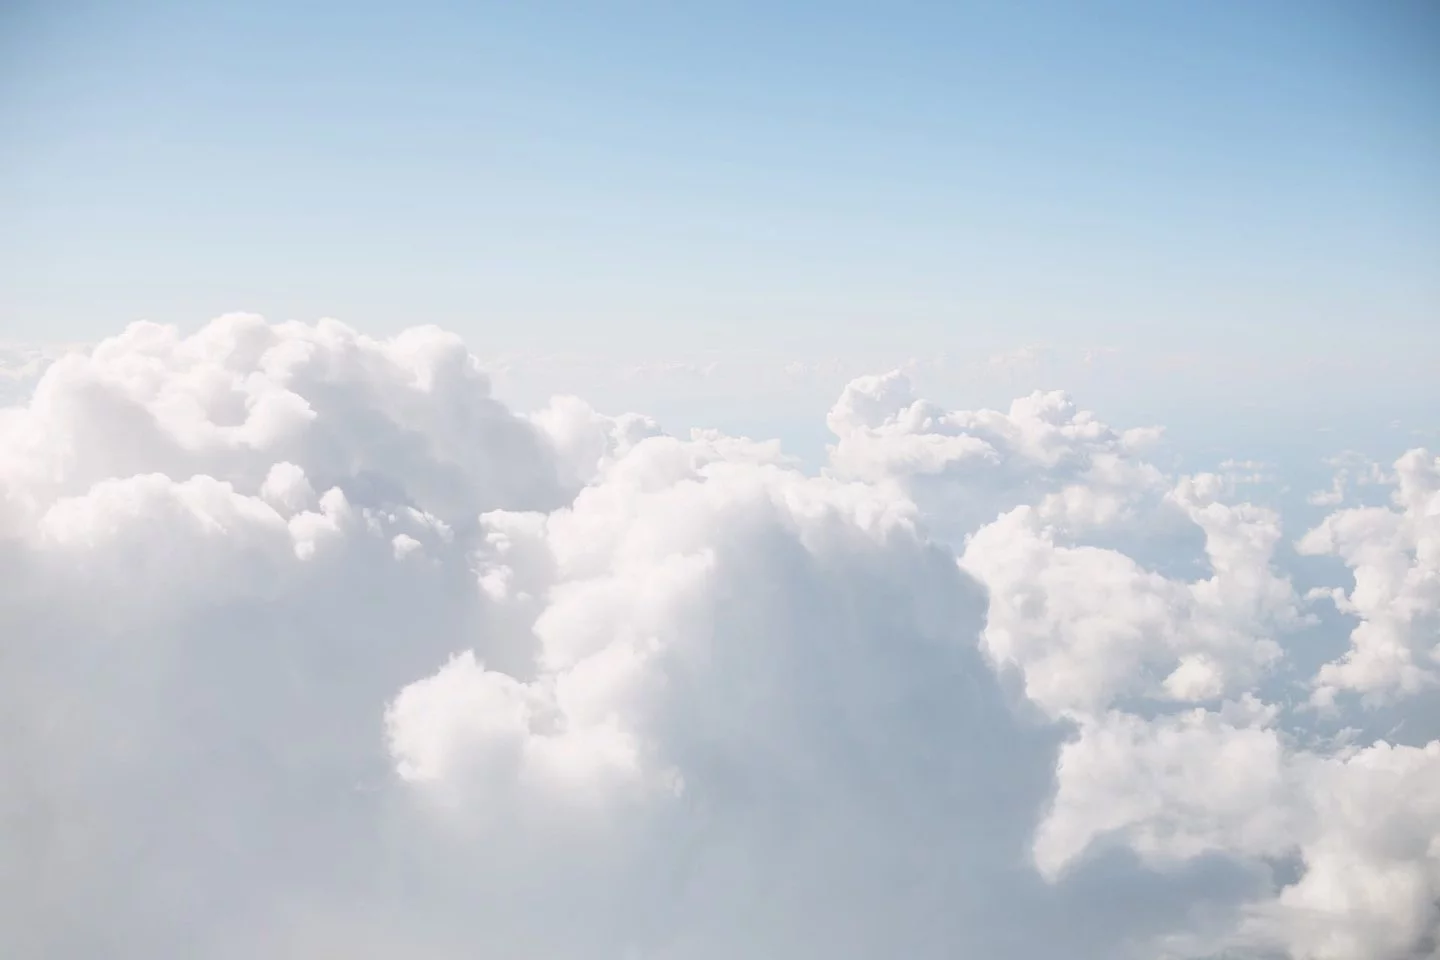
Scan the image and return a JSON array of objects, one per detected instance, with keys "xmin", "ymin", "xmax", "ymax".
[
  {"xmin": 1300, "ymin": 448, "xmax": 1440, "ymax": 704},
  {"xmin": 1305, "ymin": 452, "xmax": 1392, "ymax": 508},
  {"xmin": 824, "ymin": 370, "xmax": 1167, "ymax": 546},
  {"xmin": 1033, "ymin": 703, "xmax": 1296, "ymax": 880},
  {"xmin": 958, "ymin": 484, "xmax": 1297, "ymax": 719},
  {"xmin": 829, "ymin": 372, "xmax": 1296, "ymax": 719},
  {"xmin": 2, "ymin": 320, "xmax": 1437, "ymax": 960},
  {"xmin": 821, "ymin": 368, "xmax": 1440, "ymax": 958},
  {"xmin": 1039, "ymin": 710, "xmax": 1440, "ymax": 960}
]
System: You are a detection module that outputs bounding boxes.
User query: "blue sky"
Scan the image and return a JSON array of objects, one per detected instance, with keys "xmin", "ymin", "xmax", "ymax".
[{"xmin": 2, "ymin": 1, "xmax": 1436, "ymax": 429}]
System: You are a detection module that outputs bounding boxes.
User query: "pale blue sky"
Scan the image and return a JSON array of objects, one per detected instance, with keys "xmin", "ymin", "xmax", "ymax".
[{"xmin": 2, "ymin": 1, "xmax": 1436, "ymax": 396}]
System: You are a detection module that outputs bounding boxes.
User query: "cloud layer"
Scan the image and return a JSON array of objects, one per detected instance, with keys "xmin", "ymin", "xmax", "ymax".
[{"xmin": 3, "ymin": 315, "xmax": 1437, "ymax": 959}]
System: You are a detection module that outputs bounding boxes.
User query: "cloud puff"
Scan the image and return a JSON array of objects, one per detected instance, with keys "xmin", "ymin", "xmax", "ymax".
[
  {"xmin": 825, "ymin": 370, "xmax": 1165, "ymax": 542},
  {"xmin": 1300, "ymin": 448, "xmax": 1440, "ymax": 704},
  {"xmin": 1037, "ymin": 708, "xmax": 1440, "ymax": 960},
  {"xmin": 2, "ymin": 320, "xmax": 1438, "ymax": 960},
  {"xmin": 826, "ymin": 370, "xmax": 1440, "ymax": 958},
  {"xmin": 959, "ymin": 479, "xmax": 1299, "ymax": 720}
]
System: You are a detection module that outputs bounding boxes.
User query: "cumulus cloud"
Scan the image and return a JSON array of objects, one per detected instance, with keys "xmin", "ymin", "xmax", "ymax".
[
  {"xmin": 825, "ymin": 369, "xmax": 1440, "ymax": 958},
  {"xmin": 1037, "ymin": 707, "xmax": 1440, "ymax": 960},
  {"xmin": 958, "ymin": 480, "xmax": 1298, "ymax": 720},
  {"xmin": 2, "ymin": 319, "xmax": 1437, "ymax": 960},
  {"xmin": 1300, "ymin": 448, "xmax": 1440, "ymax": 704}
]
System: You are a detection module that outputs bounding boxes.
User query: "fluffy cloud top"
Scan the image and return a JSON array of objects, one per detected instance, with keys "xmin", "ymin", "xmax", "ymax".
[
  {"xmin": 3, "ymin": 316, "xmax": 1436, "ymax": 959},
  {"xmin": 1300, "ymin": 449, "xmax": 1440, "ymax": 704}
]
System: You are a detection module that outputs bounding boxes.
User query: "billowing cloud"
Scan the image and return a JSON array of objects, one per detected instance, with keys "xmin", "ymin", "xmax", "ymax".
[
  {"xmin": 2, "ymin": 318, "xmax": 1437, "ymax": 959},
  {"xmin": 1300, "ymin": 449, "xmax": 1440, "ymax": 704},
  {"xmin": 1038, "ymin": 708, "xmax": 1440, "ymax": 960},
  {"xmin": 959, "ymin": 477, "xmax": 1299, "ymax": 720}
]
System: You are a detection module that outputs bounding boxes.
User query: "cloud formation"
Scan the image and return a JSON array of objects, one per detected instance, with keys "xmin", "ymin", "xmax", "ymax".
[
  {"xmin": 2, "ymin": 315, "xmax": 1437, "ymax": 959},
  {"xmin": 1300, "ymin": 449, "xmax": 1440, "ymax": 704}
]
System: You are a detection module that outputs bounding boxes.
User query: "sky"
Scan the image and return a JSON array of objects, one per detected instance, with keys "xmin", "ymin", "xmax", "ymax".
[
  {"xmin": 3, "ymin": 3, "xmax": 1437, "ymax": 369},
  {"xmin": 3, "ymin": 4, "xmax": 1440, "ymax": 960}
]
